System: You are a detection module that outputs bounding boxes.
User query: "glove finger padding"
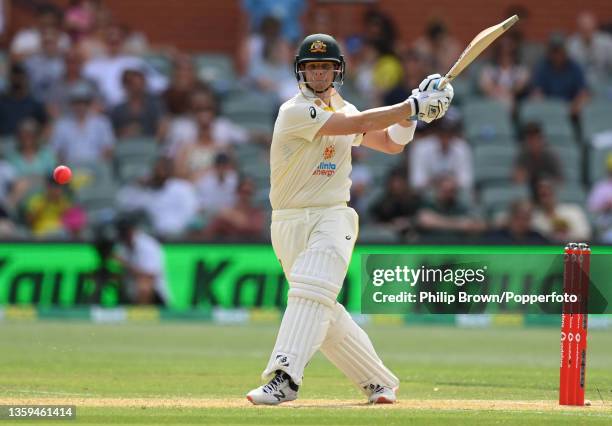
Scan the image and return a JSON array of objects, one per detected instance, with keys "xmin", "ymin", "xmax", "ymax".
[
  {"xmin": 418, "ymin": 73, "xmax": 442, "ymax": 92},
  {"xmin": 441, "ymin": 82, "xmax": 454, "ymax": 102}
]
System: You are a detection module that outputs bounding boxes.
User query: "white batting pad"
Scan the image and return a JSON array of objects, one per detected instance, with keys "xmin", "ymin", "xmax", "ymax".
[
  {"xmin": 288, "ymin": 247, "xmax": 348, "ymax": 304},
  {"xmin": 321, "ymin": 303, "xmax": 399, "ymax": 394},
  {"xmin": 262, "ymin": 248, "xmax": 348, "ymax": 385}
]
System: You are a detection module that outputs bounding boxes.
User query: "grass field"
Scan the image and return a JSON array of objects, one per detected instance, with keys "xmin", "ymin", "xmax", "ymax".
[{"xmin": 0, "ymin": 321, "xmax": 611, "ymax": 425}]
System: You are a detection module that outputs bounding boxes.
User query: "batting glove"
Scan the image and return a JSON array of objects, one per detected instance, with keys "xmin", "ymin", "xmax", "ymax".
[
  {"xmin": 418, "ymin": 73, "xmax": 455, "ymax": 103},
  {"xmin": 408, "ymin": 89, "xmax": 451, "ymax": 123}
]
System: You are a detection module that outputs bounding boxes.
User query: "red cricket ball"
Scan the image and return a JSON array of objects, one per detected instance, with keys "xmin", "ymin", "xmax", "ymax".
[{"xmin": 53, "ymin": 165, "xmax": 72, "ymax": 185}]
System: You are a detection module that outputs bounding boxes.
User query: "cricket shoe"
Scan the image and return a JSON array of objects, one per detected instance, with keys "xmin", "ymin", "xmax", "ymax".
[
  {"xmin": 365, "ymin": 384, "xmax": 397, "ymax": 404},
  {"xmin": 246, "ymin": 370, "xmax": 299, "ymax": 405}
]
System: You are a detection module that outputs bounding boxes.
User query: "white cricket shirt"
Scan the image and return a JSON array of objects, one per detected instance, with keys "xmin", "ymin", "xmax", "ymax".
[{"xmin": 269, "ymin": 90, "xmax": 363, "ymax": 210}]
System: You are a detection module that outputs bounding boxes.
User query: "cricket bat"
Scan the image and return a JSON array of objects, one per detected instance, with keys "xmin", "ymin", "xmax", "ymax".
[{"xmin": 438, "ymin": 15, "xmax": 519, "ymax": 89}]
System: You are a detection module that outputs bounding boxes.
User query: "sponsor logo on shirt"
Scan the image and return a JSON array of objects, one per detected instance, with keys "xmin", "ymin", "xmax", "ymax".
[
  {"xmin": 313, "ymin": 145, "xmax": 337, "ymax": 177},
  {"xmin": 313, "ymin": 162, "xmax": 336, "ymax": 176}
]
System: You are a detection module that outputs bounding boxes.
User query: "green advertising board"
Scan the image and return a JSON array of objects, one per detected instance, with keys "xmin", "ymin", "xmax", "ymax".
[{"xmin": 0, "ymin": 243, "xmax": 610, "ymax": 313}]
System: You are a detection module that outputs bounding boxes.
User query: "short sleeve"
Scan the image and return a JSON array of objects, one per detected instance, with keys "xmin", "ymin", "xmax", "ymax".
[
  {"xmin": 277, "ymin": 102, "xmax": 333, "ymax": 141},
  {"xmin": 352, "ymin": 133, "xmax": 364, "ymax": 146}
]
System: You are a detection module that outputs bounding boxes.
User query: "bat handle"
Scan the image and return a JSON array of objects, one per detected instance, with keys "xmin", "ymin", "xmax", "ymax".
[{"xmin": 437, "ymin": 76, "xmax": 450, "ymax": 90}]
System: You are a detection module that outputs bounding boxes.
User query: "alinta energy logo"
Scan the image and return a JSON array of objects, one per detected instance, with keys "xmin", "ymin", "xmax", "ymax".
[{"xmin": 313, "ymin": 145, "xmax": 337, "ymax": 177}]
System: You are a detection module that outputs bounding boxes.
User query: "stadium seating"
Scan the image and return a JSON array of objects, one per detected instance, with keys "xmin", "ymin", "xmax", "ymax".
[
  {"xmin": 582, "ymin": 99, "xmax": 612, "ymax": 142},
  {"xmin": 114, "ymin": 137, "xmax": 159, "ymax": 183},
  {"xmin": 142, "ymin": 52, "xmax": 173, "ymax": 77},
  {"xmin": 74, "ymin": 172, "xmax": 117, "ymax": 225},
  {"xmin": 362, "ymin": 149, "xmax": 403, "ymax": 185},
  {"xmin": 552, "ymin": 144, "xmax": 582, "ymax": 183},
  {"xmin": 519, "ymin": 99, "xmax": 568, "ymax": 126},
  {"xmin": 480, "ymin": 183, "xmax": 530, "ymax": 217},
  {"xmin": 519, "ymin": 99, "xmax": 576, "ymax": 146},
  {"xmin": 588, "ymin": 144, "xmax": 612, "ymax": 184},
  {"xmin": 557, "ymin": 182, "xmax": 587, "ymax": 205},
  {"xmin": 193, "ymin": 53, "xmax": 236, "ymax": 93},
  {"xmin": 221, "ymin": 90, "xmax": 277, "ymax": 133},
  {"xmin": 357, "ymin": 223, "xmax": 400, "ymax": 243},
  {"xmin": 462, "ymin": 99, "xmax": 514, "ymax": 142},
  {"xmin": 520, "ymin": 42, "xmax": 546, "ymax": 68},
  {"xmin": 0, "ymin": 137, "xmax": 16, "ymax": 157},
  {"xmin": 473, "ymin": 144, "xmax": 517, "ymax": 185}
]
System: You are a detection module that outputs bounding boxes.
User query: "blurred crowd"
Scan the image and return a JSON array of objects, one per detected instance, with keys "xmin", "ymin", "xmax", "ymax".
[{"xmin": 0, "ymin": 1, "xmax": 611, "ymax": 246}]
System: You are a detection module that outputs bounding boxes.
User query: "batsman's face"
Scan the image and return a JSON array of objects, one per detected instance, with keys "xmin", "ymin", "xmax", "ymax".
[{"xmin": 303, "ymin": 61, "xmax": 336, "ymax": 91}]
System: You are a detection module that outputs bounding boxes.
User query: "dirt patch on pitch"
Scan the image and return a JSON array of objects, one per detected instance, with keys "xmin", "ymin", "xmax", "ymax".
[{"xmin": 1, "ymin": 397, "xmax": 610, "ymax": 412}]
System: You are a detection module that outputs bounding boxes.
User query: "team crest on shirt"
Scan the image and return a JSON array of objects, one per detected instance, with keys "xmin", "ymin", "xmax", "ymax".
[
  {"xmin": 323, "ymin": 145, "xmax": 335, "ymax": 160},
  {"xmin": 313, "ymin": 145, "xmax": 337, "ymax": 177},
  {"xmin": 310, "ymin": 40, "xmax": 327, "ymax": 53}
]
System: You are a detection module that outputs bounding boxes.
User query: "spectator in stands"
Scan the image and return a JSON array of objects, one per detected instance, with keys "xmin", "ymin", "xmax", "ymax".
[
  {"xmin": 349, "ymin": 148, "xmax": 373, "ymax": 215},
  {"xmin": 416, "ymin": 175, "xmax": 486, "ymax": 239},
  {"xmin": 195, "ymin": 152, "xmax": 238, "ymax": 214},
  {"xmin": 50, "ymin": 81, "xmax": 114, "ymax": 165},
  {"xmin": 238, "ymin": 15, "xmax": 291, "ymax": 80},
  {"xmin": 8, "ymin": 119, "xmax": 55, "ymax": 204},
  {"xmin": 370, "ymin": 170, "xmax": 422, "ymax": 237},
  {"xmin": 23, "ymin": 28, "xmax": 66, "ymax": 103},
  {"xmin": 46, "ymin": 49, "xmax": 101, "ymax": 118},
  {"xmin": 247, "ymin": 37, "xmax": 296, "ymax": 103},
  {"xmin": 354, "ymin": 9, "xmax": 403, "ymax": 103},
  {"xmin": 479, "ymin": 38, "xmax": 530, "ymax": 111},
  {"xmin": 353, "ymin": 41, "xmax": 383, "ymax": 105},
  {"xmin": 410, "ymin": 110, "xmax": 473, "ymax": 191},
  {"xmin": 204, "ymin": 178, "xmax": 265, "ymax": 240},
  {"xmin": 25, "ymin": 175, "xmax": 74, "ymax": 237},
  {"xmin": 241, "ymin": 0, "xmax": 306, "ymax": 43},
  {"xmin": 513, "ymin": 122, "xmax": 562, "ymax": 196},
  {"xmin": 10, "ymin": 3, "xmax": 70, "ymax": 60},
  {"xmin": 532, "ymin": 33, "xmax": 590, "ymax": 119},
  {"xmin": 363, "ymin": 8, "xmax": 399, "ymax": 54},
  {"xmin": 110, "ymin": 68, "xmax": 164, "ymax": 139},
  {"xmin": 532, "ymin": 179, "xmax": 591, "ymax": 243},
  {"xmin": 485, "ymin": 199, "xmax": 549, "ymax": 244},
  {"xmin": 413, "ymin": 19, "xmax": 461, "ymax": 74},
  {"xmin": 567, "ymin": 11, "xmax": 612, "ymax": 88},
  {"xmin": 504, "ymin": 5, "xmax": 529, "ymax": 62},
  {"xmin": 115, "ymin": 215, "xmax": 169, "ymax": 305},
  {"xmin": 161, "ymin": 56, "xmax": 205, "ymax": 151},
  {"xmin": 64, "ymin": 0, "xmax": 98, "ymax": 43},
  {"xmin": 116, "ymin": 157, "xmax": 198, "ymax": 238},
  {"xmin": 74, "ymin": 2, "xmax": 114, "ymax": 60},
  {"xmin": 587, "ymin": 153, "xmax": 612, "ymax": 243},
  {"xmin": 83, "ymin": 23, "xmax": 167, "ymax": 107},
  {"xmin": 0, "ymin": 158, "xmax": 17, "ymax": 236},
  {"xmin": 354, "ymin": 40, "xmax": 403, "ymax": 106},
  {"xmin": 0, "ymin": 63, "xmax": 47, "ymax": 136},
  {"xmin": 174, "ymin": 98, "xmax": 223, "ymax": 180},
  {"xmin": 383, "ymin": 49, "xmax": 427, "ymax": 106},
  {"xmin": 169, "ymin": 88, "xmax": 248, "ymax": 160}
]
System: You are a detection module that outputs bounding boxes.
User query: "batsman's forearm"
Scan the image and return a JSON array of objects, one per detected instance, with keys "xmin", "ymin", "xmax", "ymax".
[{"xmin": 356, "ymin": 100, "xmax": 414, "ymax": 133}]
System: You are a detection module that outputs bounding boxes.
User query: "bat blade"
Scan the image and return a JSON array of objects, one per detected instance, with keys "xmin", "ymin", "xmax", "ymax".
[{"xmin": 438, "ymin": 15, "xmax": 519, "ymax": 89}]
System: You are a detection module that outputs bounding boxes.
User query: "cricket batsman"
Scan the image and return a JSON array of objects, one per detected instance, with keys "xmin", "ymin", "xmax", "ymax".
[{"xmin": 247, "ymin": 34, "xmax": 453, "ymax": 405}]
